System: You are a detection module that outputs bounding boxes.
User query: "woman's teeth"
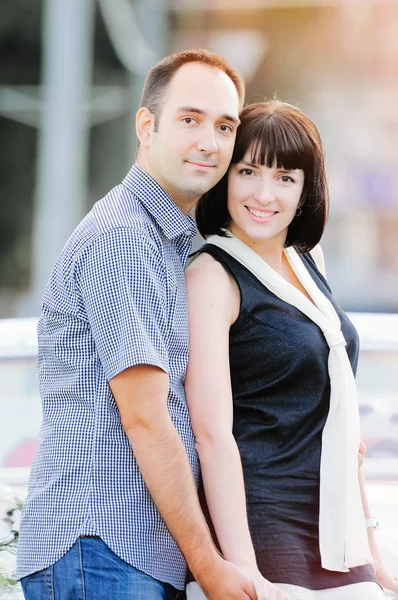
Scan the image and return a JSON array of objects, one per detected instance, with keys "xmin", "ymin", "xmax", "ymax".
[{"xmin": 248, "ymin": 208, "xmax": 274, "ymax": 218}]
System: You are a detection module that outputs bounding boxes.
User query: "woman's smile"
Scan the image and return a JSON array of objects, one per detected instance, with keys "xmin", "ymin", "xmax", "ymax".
[{"xmin": 245, "ymin": 206, "xmax": 278, "ymax": 222}]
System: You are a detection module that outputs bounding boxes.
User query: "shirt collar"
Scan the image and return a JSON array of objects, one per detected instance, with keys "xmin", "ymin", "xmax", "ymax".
[{"xmin": 122, "ymin": 164, "xmax": 197, "ymax": 240}]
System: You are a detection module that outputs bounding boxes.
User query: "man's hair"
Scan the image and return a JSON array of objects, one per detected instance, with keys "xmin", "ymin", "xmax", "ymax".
[
  {"xmin": 139, "ymin": 48, "xmax": 245, "ymax": 129},
  {"xmin": 196, "ymin": 100, "xmax": 329, "ymax": 253}
]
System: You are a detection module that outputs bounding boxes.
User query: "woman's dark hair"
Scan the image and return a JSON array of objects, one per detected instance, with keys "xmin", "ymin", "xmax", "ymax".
[{"xmin": 196, "ymin": 100, "xmax": 329, "ymax": 253}]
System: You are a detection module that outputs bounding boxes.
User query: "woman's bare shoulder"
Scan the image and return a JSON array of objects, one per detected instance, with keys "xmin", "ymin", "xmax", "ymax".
[
  {"xmin": 186, "ymin": 250, "xmax": 231, "ymax": 283},
  {"xmin": 310, "ymin": 244, "xmax": 327, "ymax": 278},
  {"xmin": 186, "ymin": 251, "xmax": 240, "ymax": 322}
]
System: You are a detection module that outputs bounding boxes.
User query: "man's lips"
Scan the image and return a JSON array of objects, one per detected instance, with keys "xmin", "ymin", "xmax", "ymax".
[{"xmin": 185, "ymin": 160, "xmax": 217, "ymax": 170}]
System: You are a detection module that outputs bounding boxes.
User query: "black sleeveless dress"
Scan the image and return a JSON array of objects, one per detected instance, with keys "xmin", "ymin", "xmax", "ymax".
[{"xmin": 199, "ymin": 244, "xmax": 377, "ymax": 590}]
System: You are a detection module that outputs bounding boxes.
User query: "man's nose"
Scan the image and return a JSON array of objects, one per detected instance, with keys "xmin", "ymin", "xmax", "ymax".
[{"xmin": 197, "ymin": 125, "xmax": 218, "ymax": 154}]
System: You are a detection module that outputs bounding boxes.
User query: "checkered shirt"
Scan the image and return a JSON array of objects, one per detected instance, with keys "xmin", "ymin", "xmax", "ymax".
[{"xmin": 17, "ymin": 165, "xmax": 200, "ymax": 589}]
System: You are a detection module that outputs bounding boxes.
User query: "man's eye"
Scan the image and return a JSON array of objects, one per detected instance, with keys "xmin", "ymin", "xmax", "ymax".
[
  {"xmin": 218, "ymin": 124, "xmax": 233, "ymax": 133},
  {"xmin": 182, "ymin": 117, "xmax": 196, "ymax": 125}
]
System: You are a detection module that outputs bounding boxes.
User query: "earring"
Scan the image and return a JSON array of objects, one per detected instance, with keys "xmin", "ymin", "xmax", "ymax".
[{"xmin": 295, "ymin": 207, "xmax": 302, "ymax": 217}]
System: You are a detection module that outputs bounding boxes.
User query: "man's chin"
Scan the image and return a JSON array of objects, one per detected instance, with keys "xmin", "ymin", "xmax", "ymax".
[
  {"xmin": 183, "ymin": 175, "xmax": 220, "ymax": 197},
  {"xmin": 184, "ymin": 185, "xmax": 215, "ymax": 201},
  {"xmin": 166, "ymin": 172, "xmax": 222, "ymax": 204}
]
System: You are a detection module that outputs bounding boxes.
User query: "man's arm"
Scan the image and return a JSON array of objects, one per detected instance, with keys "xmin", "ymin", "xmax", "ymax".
[
  {"xmin": 75, "ymin": 229, "xmax": 256, "ymax": 599},
  {"xmin": 109, "ymin": 364, "xmax": 257, "ymax": 600}
]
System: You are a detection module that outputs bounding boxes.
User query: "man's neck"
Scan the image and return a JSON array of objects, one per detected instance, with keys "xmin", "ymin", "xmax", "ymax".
[{"xmin": 134, "ymin": 158, "xmax": 198, "ymax": 216}]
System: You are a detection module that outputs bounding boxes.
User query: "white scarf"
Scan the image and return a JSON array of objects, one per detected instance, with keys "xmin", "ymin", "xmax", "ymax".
[{"xmin": 207, "ymin": 232, "xmax": 372, "ymax": 572}]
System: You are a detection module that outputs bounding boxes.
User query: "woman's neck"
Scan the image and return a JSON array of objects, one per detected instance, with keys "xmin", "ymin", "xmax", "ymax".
[{"xmin": 227, "ymin": 228, "xmax": 286, "ymax": 274}]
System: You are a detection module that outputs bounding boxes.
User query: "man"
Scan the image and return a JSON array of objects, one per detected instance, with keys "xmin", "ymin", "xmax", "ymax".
[{"xmin": 17, "ymin": 49, "xmax": 256, "ymax": 600}]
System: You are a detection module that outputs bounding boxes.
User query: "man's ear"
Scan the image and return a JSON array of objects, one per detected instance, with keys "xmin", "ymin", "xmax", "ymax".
[{"xmin": 136, "ymin": 107, "xmax": 155, "ymax": 147}]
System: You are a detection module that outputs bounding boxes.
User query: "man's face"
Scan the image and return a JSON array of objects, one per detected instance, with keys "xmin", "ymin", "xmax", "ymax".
[{"xmin": 143, "ymin": 62, "xmax": 240, "ymax": 211}]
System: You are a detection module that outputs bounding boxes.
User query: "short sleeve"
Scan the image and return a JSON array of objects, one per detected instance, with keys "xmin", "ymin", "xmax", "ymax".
[{"xmin": 74, "ymin": 228, "xmax": 169, "ymax": 381}]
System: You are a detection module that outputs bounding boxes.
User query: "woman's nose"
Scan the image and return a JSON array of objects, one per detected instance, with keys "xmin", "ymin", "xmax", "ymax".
[{"xmin": 252, "ymin": 181, "xmax": 276, "ymax": 204}]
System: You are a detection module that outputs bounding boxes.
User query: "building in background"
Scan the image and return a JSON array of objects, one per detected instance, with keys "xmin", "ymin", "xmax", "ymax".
[{"xmin": 0, "ymin": 0, "xmax": 397, "ymax": 316}]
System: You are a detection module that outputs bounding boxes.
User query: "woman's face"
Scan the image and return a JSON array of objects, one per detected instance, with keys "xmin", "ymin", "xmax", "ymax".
[{"xmin": 227, "ymin": 149, "xmax": 305, "ymax": 249}]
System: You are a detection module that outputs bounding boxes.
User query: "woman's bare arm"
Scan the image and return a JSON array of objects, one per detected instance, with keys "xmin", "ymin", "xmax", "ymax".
[
  {"xmin": 185, "ymin": 254, "xmax": 290, "ymax": 600},
  {"xmin": 186, "ymin": 255, "xmax": 255, "ymax": 566}
]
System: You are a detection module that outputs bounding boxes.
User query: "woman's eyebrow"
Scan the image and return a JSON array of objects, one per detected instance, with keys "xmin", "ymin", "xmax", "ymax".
[
  {"xmin": 240, "ymin": 160, "xmax": 257, "ymax": 168},
  {"xmin": 238, "ymin": 162, "xmax": 302, "ymax": 173}
]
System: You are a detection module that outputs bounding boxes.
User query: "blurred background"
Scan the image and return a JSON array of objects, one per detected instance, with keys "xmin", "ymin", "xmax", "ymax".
[
  {"xmin": 0, "ymin": 0, "xmax": 397, "ymax": 317},
  {"xmin": 0, "ymin": 3, "xmax": 397, "ymax": 591}
]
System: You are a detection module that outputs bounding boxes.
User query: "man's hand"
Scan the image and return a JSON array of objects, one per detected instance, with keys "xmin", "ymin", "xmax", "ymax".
[
  {"xmin": 196, "ymin": 559, "xmax": 292, "ymax": 600},
  {"xmin": 196, "ymin": 557, "xmax": 256, "ymax": 600}
]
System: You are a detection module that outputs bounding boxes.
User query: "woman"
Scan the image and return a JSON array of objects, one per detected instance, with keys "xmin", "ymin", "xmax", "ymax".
[{"xmin": 185, "ymin": 101, "xmax": 397, "ymax": 600}]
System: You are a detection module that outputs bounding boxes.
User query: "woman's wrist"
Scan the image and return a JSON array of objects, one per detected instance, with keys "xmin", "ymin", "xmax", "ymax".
[
  {"xmin": 229, "ymin": 552, "xmax": 258, "ymax": 571},
  {"xmin": 365, "ymin": 516, "xmax": 378, "ymax": 529}
]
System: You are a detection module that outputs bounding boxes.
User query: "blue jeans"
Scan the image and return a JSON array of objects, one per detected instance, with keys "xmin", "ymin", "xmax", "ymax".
[{"xmin": 21, "ymin": 536, "xmax": 184, "ymax": 600}]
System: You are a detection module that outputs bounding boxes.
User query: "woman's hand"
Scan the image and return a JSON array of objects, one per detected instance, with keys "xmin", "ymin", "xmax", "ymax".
[
  {"xmin": 374, "ymin": 560, "xmax": 398, "ymax": 594},
  {"xmin": 356, "ymin": 448, "xmax": 398, "ymax": 595},
  {"xmin": 241, "ymin": 567, "xmax": 291, "ymax": 600}
]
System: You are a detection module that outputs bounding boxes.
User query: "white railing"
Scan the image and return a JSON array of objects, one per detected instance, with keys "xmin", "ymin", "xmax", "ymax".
[{"xmin": 0, "ymin": 314, "xmax": 397, "ymax": 485}]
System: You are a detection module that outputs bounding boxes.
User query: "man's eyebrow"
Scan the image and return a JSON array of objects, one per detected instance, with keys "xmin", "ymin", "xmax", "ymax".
[
  {"xmin": 176, "ymin": 106, "xmax": 240, "ymax": 126},
  {"xmin": 176, "ymin": 106, "xmax": 206, "ymax": 115},
  {"xmin": 221, "ymin": 113, "xmax": 241, "ymax": 126}
]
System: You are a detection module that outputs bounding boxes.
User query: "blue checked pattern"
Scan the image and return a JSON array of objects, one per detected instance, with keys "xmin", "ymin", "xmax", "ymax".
[{"xmin": 17, "ymin": 165, "xmax": 200, "ymax": 590}]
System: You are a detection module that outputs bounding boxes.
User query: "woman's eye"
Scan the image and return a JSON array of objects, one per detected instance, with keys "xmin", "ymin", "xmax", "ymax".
[
  {"xmin": 281, "ymin": 175, "xmax": 294, "ymax": 183},
  {"xmin": 239, "ymin": 168, "xmax": 254, "ymax": 176}
]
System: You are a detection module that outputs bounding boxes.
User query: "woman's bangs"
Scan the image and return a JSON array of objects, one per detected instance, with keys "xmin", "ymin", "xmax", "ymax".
[{"xmin": 247, "ymin": 119, "xmax": 311, "ymax": 172}]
